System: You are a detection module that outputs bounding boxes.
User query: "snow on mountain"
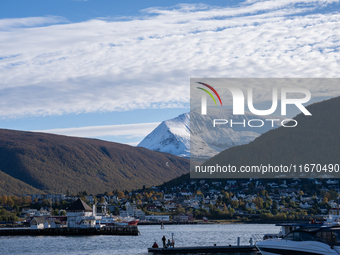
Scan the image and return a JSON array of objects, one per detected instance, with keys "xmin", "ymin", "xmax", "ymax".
[
  {"xmin": 138, "ymin": 113, "xmax": 190, "ymax": 157},
  {"xmin": 138, "ymin": 108, "xmax": 283, "ymax": 159}
]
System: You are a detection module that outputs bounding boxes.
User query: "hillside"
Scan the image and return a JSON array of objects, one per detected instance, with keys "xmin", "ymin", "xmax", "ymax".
[
  {"xmin": 201, "ymin": 96, "xmax": 340, "ymax": 178},
  {"xmin": 0, "ymin": 170, "xmax": 43, "ymax": 196},
  {"xmin": 0, "ymin": 129, "xmax": 189, "ymax": 196}
]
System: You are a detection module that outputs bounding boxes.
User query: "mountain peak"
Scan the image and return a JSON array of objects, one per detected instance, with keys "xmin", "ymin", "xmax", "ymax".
[{"xmin": 138, "ymin": 108, "xmax": 282, "ymax": 159}]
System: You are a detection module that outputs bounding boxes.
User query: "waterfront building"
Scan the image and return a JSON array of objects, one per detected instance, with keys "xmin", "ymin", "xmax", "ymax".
[
  {"xmin": 30, "ymin": 217, "xmax": 45, "ymax": 229},
  {"xmin": 66, "ymin": 198, "xmax": 100, "ymax": 228}
]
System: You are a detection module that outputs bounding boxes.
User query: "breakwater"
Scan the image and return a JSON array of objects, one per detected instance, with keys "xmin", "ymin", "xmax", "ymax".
[{"xmin": 0, "ymin": 226, "xmax": 139, "ymax": 236}]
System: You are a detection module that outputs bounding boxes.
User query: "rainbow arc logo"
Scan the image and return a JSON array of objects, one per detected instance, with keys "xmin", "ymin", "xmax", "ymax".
[{"xmin": 196, "ymin": 82, "xmax": 223, "ymax": 106}]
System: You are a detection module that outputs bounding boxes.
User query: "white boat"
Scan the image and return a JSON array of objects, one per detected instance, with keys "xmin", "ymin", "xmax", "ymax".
[{"xmin": 256, "ymin": 226, "xmax": 340, "ymax": 255}]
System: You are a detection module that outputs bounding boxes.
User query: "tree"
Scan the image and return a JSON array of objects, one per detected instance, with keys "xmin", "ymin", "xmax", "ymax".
[
  {"xmin": 254, "ymin": 197, "xmax": 264, "ymax": 209},
  {"xmin": 117, "ymin": 191, "xmax": 125, "ymax": 199},
  {"xmin": 52, "ymin": 209, "xmax": 59, "ymax": 216},
  {"xmin": 7, "ymin": 197, "xmax": 14, "ymax": 207},
  {"xmin": 26, "ymin": 196, "xmax": 32, "ymax": 204},
  {"xmin": 0, "ymin": 196, "xmax": 7, "ymax": 205},
  {"xmin": 100, "ymin": 197, "xmax": 105, "ymax": 204},
  {"xmin": 176, "ymin": 207, "xmax": 185, "ymax": 214}
]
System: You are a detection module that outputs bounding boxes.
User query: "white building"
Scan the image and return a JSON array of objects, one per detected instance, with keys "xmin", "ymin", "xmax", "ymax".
[
  {"xmin": 30, "ymin": 217, "xmax": 45, "ymax": 229},
  {"xmin": 119, "ymin": 202, "xmax": 145, "ymax": 220},
  {"xmin": 66, "ymin": 198, "xmax": 100, "ymax": 228},
  {"xmin": 299, "ymin": 202, "xmax": 312, "ymax": 209}
]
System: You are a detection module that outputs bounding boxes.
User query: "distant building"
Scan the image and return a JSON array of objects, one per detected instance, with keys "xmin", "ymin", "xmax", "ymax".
[
  {"xmin": 145, "ymin": 215, "xmax": 170, "ymax": 222},
  {"xmin": 119, "ymin": 202, "xmax": 145, "ymax": 220}
]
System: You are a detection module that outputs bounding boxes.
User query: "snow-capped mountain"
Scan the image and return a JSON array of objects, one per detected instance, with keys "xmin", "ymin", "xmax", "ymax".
[
  {"xmin": 138, "ymin": 112, "xmax": 190, "ymax": 158},
  {"xmin": 138, "ymin": 108, "xmax": 283, "ymax": 159}
]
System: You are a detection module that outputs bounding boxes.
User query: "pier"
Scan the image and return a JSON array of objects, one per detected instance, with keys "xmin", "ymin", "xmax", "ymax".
[
  {"xmin": 148, "ymin": 245, "xmax": 260, "ymax": 254},
  {"xmin": 0, "ymin": 226, "xmax": 139, "ymax": 236}
]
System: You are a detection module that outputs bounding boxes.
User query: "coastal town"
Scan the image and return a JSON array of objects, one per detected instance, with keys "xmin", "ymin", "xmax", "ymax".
[{"xmin": 1, "ymin": 177, "xmax": 339, "ymax": 227}]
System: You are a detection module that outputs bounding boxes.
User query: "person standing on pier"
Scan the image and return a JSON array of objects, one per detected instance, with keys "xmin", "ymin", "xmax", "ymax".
[{"xmin": 162, "ymin": 235, "xmax": 166, "ymax": 248}]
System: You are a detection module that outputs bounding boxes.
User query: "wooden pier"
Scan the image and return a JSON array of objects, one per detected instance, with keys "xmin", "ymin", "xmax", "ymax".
[
  {"xmin": 148, "ymin": 245, "xmax": 260, "ymax": 254},
  {"xmin": 0, "ymin": 226, "xmax": 139, "ymax": 236}
]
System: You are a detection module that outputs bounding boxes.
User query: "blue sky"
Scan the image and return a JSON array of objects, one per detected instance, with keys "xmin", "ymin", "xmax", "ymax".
[{"xmin": 0, "ymin": 0, "xmax": 340, "ymax": 145}]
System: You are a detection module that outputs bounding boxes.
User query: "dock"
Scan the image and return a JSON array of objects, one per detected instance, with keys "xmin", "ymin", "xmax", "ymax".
[
  {"xmin": 0, "ymin": 226, "xmax": 139, "ymax": 236},
  {"xmin": 148, "ymin": 245, "xmax": 260, "ymax": 254}
]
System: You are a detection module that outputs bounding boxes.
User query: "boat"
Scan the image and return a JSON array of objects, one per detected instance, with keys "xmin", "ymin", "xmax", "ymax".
[
  {"xmin": 260, "ymin": 207, "xmax": 340, "ymax": 241},
  {"xmin": 255, "ymin": 208, "xmax": 340, "ymax": 255},
  {"xmin": 256, "ymin": 226, "xmax": 340, "ymax": 255},
  {"xmin": 96, "ymin": 215, "xmax": 139, "ymax": 226}
]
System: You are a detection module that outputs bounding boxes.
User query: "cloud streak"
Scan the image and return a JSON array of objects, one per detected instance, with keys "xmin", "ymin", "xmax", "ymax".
[
  {"xmin": 0, "ymin": 16, "xmax": 67, "ymax": 30},
  {"xmin": 33, "ymin": 122, "xmax": 161, "ymax": 138},
  {"xmin": 0, "ymin": 0, "xmax": 340, "ymax": 118}
]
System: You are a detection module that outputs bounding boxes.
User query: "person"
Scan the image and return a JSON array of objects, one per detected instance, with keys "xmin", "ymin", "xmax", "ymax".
[
  {"xmin": 162, "ymin": 235, "xmax": 166, "ymax": 248},
  {"xmin": 167, "ymin": 239, "xmax": 171, "ymax": 248},
  {"xmin": 152, "ymin": 242, "xmax": 158, "ymax": 248},
  {"xmin": 171, "ymin": 238, "xmax": 175, "ymax": 248}
]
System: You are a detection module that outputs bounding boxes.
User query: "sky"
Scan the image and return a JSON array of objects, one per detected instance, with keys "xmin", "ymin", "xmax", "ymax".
[{"xmin": 0, "ymin": 0, "xmax": 340, "ymax": 146}]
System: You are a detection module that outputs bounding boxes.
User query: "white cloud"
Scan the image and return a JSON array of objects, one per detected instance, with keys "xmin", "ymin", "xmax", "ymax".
[
  {"xmin": 0, "ymin": 0, "xmax": 340, "ymax": 118},
  {"xmin": 33, "ymin": 122, "xmax": 161, "ymax": 138},
  {"xmin": 0, "ymin": 16, "xmax": 67, "ymax": 30}
]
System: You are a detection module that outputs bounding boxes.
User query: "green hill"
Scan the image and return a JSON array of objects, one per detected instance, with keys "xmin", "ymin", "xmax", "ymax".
[{"xmin": 0, "ymin": 129, "xmax": 189, "ymax": 196}]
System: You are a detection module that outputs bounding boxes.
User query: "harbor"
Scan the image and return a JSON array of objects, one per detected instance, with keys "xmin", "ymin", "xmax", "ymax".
[{"xmin": 0, "ymin": 223, "xmax": 280, "ymax": 254}]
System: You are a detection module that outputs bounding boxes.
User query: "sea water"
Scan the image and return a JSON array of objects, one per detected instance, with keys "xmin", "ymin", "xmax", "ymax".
[{"xmin": 0, "ymin": 224, "xmax": 280, "ymax": 255}]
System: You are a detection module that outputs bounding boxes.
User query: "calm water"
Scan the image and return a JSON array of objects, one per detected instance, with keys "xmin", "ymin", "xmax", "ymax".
[{"xmin": 0, "ymin": 224, "xmax": 280, "ymax": 255}]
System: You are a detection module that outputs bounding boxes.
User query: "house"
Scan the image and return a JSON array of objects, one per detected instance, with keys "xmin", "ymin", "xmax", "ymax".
[
  {"xmin": 299, "ymin": 202, "xmax": 311, "ymax": 209},
  {"xmin": 146, "ymin": 205, "xmax": 157, "ymax": 212},
  {"xmin": 246, "ymin": 203, "xmax": 256, "ymax": 210},
  {"xmin": 44, "ymin": 219, "xmax": 52, "ymax": 228},
  {"xmin": 164, "ymin": 194, "xmax": 173, "ymax": 201},
  {"xmin": 66, "ymin": 198, "xmax": 98, "ymax": 228},
  {"xmin": 319, "ymin": 207, "xmax": 328, "ymax": 214},
  {"xmin": 35, "ymin": 208, "xmax": 51, "ymax": 217},
  {"xmin": 173, "ymin": 213, "xmax": 189, "ymax": 222},
  {"xmin": 120, "ymin": 203, "xmax": 145, "ymax": 220},
  {"xmin": 300, "ymin": 195, "xmax": 312, "ymax": 202},
  {"xmin": 21, "ymin": 208, "xmax": 38, "ymax": 217},
  {"xmin": 30, "ymin": 217, "xmax": 45, "ymax": 229},
  {"xmin": 163, "ymin": 203, "xmax": 176, "ymax": 211}
]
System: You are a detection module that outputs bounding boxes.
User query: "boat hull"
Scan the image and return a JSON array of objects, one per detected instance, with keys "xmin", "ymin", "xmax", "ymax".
[{"xmin": 256, "ymin": 239, "xmax": 339, "ymax": 255}]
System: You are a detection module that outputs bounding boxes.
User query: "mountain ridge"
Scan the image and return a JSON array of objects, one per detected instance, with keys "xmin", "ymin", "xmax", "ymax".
[{"xmin": 0, "ymin": 129, "xmax": 190, "ymax": 196}]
